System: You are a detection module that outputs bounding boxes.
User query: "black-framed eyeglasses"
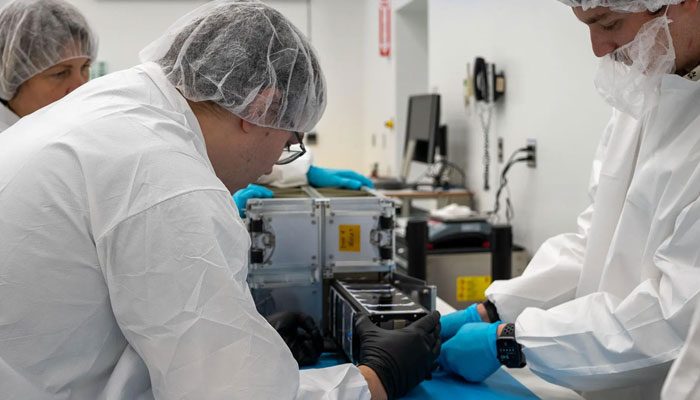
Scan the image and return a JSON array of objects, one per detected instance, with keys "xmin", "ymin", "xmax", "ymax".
[{"xmin": 276, "ymin": 132, "xmax": 306, "ymax": 165}]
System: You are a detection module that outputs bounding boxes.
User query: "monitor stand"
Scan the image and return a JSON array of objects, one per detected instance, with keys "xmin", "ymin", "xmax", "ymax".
[{"xmin": 372, "ymin": 140, "xmax": 417, "ymax": 190}]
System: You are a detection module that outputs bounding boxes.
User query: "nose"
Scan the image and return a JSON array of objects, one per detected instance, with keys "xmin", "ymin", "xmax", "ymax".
[{"xmin": 589, "ymin": 29, "xmax": 618, "ymax": 58}]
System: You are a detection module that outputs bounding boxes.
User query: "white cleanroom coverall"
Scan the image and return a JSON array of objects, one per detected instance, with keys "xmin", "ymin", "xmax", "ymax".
[
  {"xmin": 661, "ymin": 299, "xmax": 700, "ymax": 400},
  {"xmin": 0, "ymin": 62, "xmax": 369, "ymax": 400},
  {"xmin": 486, "ymin": 74, "xmax": 700, "ymax": 399}
]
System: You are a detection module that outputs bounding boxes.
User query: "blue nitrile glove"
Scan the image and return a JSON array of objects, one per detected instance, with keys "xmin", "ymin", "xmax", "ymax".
[
  {"xmin": 306, "ymin": 165, "xmax": 375, "ymax": 190},
  {"xmin": 438, "ymin": 322, "xmax": 501, "ymax": 383},
  {"xmin": 232, "ymin": 184, "xmax": 274, "ymax": 218},
  {"xmin": 440, "ymin": 303, "xmax": 483, "ymax": 341}
]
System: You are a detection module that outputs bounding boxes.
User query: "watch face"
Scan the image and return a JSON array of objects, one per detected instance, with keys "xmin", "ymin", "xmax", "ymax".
[{"xmin": 497, "ymin": 338, "xmax": 524, "ymax": 368}]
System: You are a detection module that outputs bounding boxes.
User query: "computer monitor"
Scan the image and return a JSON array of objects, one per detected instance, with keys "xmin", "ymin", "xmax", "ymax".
[{"xmin": 401, "ymin": 94, "xmax": 441, "ymax": 180}]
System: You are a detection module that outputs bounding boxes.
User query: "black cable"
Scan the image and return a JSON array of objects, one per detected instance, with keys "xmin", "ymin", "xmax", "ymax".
[
  {"xmin": 492, "ymin": 156, "xmax": 528, "ymax": 215},
  {"xmin": 434, "ymin": 160, "xmax": 467, "ymax": 187},
  {"xmin": 410, "ymin": 160, "xmax": 467, "ymax": 188},
  {"xmin": 490, "ymin": 147, "xmax": 530, "ymax": 220},
  {"xmin": 505, "ymin": 147, "xmax": 529, "ymax": 164}
]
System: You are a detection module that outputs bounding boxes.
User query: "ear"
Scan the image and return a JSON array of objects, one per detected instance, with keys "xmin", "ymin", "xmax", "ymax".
[{"xmin": 241, "ymin": 119, "xmax": 254, "ymax": 134}]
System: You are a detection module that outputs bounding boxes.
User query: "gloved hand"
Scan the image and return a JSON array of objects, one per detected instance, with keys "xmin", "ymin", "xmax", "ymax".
[
  {"xmin": 440, "ymin": 303, "xmax": 483, "ymax": 341},
  {"xmin": 306, "ymin": 165, "xmax": 375, "ymax": 190},
  {"xmin": 232, "ymin": 184, "xmax": 274, "ymax": 218},
  {"xmin": 266, "ymin": 311, "xmax": 324, "ymax": 367},
  {"xmin": 439, "ymin": 322, "xmax": 501, "ymax": 383},
  {"xmin": 356, "ymin": 311, "xmax": 441, "ymax": 400}
]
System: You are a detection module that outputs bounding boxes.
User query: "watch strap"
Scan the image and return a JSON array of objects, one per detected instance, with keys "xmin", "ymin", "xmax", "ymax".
[
  {"xmin": 501, "ymin": 322, "xmax": 516, "ymax": 337},
  {"xmin": 483, "ymin": 300, "xmax": 501, "ymax": 323}
]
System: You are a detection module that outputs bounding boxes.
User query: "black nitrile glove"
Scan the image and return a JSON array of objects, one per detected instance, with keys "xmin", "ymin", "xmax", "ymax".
[
  {"xmin": 267, "ymin": 311, "xmax": 324, "ymax": 366},
  {"xmin": 356, "ymin": 311, "xmax": 441, "ymax": 400}
]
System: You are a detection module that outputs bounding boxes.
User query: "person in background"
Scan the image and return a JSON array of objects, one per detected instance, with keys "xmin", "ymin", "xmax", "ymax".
[
  {"xmin": 0, "ymin": 1, "xmax": 439, "ymax": 399},
  {"xmin": 437, "ymin": 1, "xmax": 700, "ymax": 399},
  {"xmin": 0, "ymin": 0, "xmax": 96, "ymax": 132}
]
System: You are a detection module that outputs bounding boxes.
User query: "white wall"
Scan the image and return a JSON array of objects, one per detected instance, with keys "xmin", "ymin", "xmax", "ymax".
[
  {"xmin": 358, "ymin": 0, "xmax": 432, "ymax": 178},
  {"xmin": 360, "ymin": 0, "xmax": 397, "ymax": 177},
  {"xmin": 394, "ymin": 0, "xmax": 429, "ymax": 175},
  {"xmin": 307, "ymin": 0, "xmax": 370, "ymax": 170},
  {"xmin": 70, "ymin": 0, "xmax": 208, "ymax": 72},
  {"xmin": 427, "ymin": 0, "xmax": 612, "ymax": 253}
]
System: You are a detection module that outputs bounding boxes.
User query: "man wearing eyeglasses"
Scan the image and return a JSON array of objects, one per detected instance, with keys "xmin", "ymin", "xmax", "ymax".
[{"xmin": 0, "ymin": 2, "xmax": 440, "ymax": 400}]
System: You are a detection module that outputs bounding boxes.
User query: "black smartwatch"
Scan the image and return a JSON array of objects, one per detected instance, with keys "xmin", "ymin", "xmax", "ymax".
[{"xmin": 496, "ymin": 323, "xmax": 526, "ymax": 368}]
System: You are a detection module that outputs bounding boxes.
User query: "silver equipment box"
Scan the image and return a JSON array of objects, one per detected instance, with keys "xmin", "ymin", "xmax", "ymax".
[
  {"xmin": 245, "ymin": 187, "xmax": 402, "ymax": 322},
  {"xmin": 247, "ymin": 187, "xmax": 396, "ymax": 282},
  {"xmin": 245, "ymin": 187, "xmax": 436, "ymax": 362}
]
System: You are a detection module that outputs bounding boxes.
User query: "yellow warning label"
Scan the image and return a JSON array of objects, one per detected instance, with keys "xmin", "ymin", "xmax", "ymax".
[
  {"xmin": 456, "ymin": 276, "xmax": 492, "ymax": 302},
  {"xmin": 339, "ymin": 225, "xmax": 361, "ymax": 252}
]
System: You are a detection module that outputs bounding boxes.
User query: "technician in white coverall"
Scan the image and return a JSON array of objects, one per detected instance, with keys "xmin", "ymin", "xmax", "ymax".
[
  {"xmin": 0, "ymin": 1, "xmax": 440, "ymax": 399},
  {"xmin": 437, "ymin": 0, "xmax": 700, "ymax": 399},
  {"xmin": 0, "ymin": 0, "xmax": 96, "ymax": 132}
]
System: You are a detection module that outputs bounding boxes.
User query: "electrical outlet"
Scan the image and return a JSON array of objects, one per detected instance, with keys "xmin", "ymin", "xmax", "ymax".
[
  {"xmin": 497, "ymin": 137, "xmax": 504, "ymax": 163},
  {"xmin": 526, "ymin": 139, "xmax": 537, "ymax": 168}
]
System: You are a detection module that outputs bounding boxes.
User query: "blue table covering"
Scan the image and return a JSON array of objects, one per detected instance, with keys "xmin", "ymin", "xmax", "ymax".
[{"xmin": 304, "ymin": 353, "xmax": 538, "ymax": 399}]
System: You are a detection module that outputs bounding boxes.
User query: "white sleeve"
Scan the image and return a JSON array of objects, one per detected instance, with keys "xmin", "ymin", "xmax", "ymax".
[
  {"xmin": 297, "ymin": 365, "xmax": 371, "ymax": 400},
  {"xmin": 515, "ymin": 198, "xmax": 700, "ymax": 392},
  {"xmin": 661, "ymin": 299, "xmax": 700, "ymax": 400},
  {"xmin": 97, "ymin": 190, "xmax": 301, "ymax": 400},
  {"xmin": 257, "ymin": 149, "xmax": 313, "ymax": 188},
  {"xmin": 485, "ymin": 203, "xmax": 591, "ymax": 322}
]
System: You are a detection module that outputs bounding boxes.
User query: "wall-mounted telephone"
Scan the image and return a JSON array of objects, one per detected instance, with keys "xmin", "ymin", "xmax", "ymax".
[
  {"xmin": 472, "ymin": 57, "xmax": 506, "ymax": 104},
  {"xmin": 468, "ymin": 57, "xmax": 505, "ymax": 192},
  {"xmin": 473, "ymin": 57, "xmax": 488, "ymax": 102}
]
